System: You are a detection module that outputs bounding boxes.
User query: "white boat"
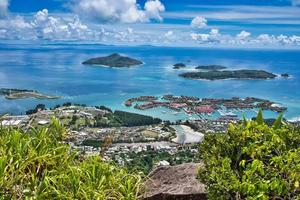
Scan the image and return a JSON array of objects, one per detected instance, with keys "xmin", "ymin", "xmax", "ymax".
[{"xmin": 218, "ymin": 110, "xmax": 238, "ymax": 118}]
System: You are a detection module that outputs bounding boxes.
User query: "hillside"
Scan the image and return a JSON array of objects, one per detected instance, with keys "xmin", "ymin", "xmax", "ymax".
[
  {"xmin": 180, "ymin": 69, "xmax": 277, "ymax": 80},
  {"xmin": 82, "ymin": 53, "xmax": 143, "ymax": 67},
  {"xmin": 0, "ymin": 119, "xmax": 143, "ymax": 199}
]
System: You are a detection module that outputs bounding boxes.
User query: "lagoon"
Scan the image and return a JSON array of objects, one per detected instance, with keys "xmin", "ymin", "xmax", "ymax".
[{"xmin": 0, "ymin": 42, "xmax": 299, "ymax": 121}]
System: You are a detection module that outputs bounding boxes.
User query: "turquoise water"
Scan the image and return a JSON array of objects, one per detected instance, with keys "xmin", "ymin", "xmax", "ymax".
[{"xmin": 0, "ymin": 42, "xmax": 299, "ymax": 121}]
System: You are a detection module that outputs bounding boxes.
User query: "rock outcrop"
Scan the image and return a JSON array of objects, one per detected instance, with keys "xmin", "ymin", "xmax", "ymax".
[{"xmin": 144, "ymin": 163, "xmax": 207, "ymax": 200}]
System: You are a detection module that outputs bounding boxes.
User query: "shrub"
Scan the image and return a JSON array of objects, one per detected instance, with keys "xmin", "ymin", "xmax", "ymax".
[
  {"xmin": 198, "ymin": 111, "xmax": 300, "ymax": 199},
  {"xmin": 0, "ymin": 118, "xmax": 143, "ymax": 199}
]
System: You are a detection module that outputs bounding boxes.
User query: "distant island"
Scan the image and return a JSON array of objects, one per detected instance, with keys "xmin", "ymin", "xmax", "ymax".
[
  {"xmin": 195, "ymin": 65, "xmax": 227, "ymax": 71},
  {"xmin": 173, "ymin": 63, "xmax": 186, "ymax": 69},
  {"xmin": 0, "ymin": 88, "xmax": 60, "ymax": 100},
  {"xmin": 179, "ymin": 70, "xmax": 277, "ymax": 80},
  {"xmin": 82, "ymin": 53, "xmax": 143, "ymax": 68},
  {"xmin": 281, "ymin": 73, "xmax": 290, "ymax": 78}
]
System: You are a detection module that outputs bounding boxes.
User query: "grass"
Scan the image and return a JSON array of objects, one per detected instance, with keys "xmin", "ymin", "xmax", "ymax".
[{"xmin": 0, "ymin": 118, "xmax": 143, "ymax": 199}]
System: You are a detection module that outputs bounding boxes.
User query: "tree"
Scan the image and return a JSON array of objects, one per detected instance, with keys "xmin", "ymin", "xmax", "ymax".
[
  {"xmin": 198, "ymin": 113, "xmax": 300, "ymax": 199},
  {"xmin": 0, "ymin": 119, "xmax": 143, "ymax": 199}
]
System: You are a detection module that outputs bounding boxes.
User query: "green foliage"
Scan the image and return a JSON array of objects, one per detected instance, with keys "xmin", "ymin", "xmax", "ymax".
[
  {"xmin": 121, "ymin": 147, "xmax": 199, "ymax": 175},
  {"xmin": 0, "ymin": 118, "xmax": 143, "ymax": 199},
  {"xmin": 198, "ymin": 114, "xmax": 300, "ymax": 199},
  {"xmin": 114, "ymin": 110, "xmax": 162, "ymax": 127}
]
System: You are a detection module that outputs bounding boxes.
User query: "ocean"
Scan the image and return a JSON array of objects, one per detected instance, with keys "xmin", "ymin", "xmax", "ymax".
[{"xmin": 0, "ymin": 42, "xmax": 299, "ymax": 121}]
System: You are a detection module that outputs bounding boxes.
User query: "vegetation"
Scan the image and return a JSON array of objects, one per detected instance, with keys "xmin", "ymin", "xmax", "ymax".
[
  {"xmin": 195, "ymin": 65, "xmax": 227, "ymax": 71},
  {"xmin": 198, "ymin": 111, "xmax": 300, "ymax": 199},
  {"xmin": 0, "ymin": 88, "xmax": 60, "ymax": 100},
  {"xmin": 82, "ymin": 53, "xmax": 143, "ymax": 67},
  {"xmin": 119, "ymin": 145, "xmax": 199, "ymax": 174},
  {"xmin": 180, "ymin": 69, "xmax": 277, "ymax": 80},
  {"xmin": 0, "ymin": 119, "xmax": 143, "ymax": 199},
  {"xmin": 114, "ymin": 110, "xmax": 162, "ymax": 127},
  {"xmin": 281, "ymin": 73, "xmax": 290, "ymax": 78},
  {"xmin": 26, "ymin": 103, "xmax": 46, "ymax": 115},
  {"xmin": 173, "ymin": 63, "xmax": 186, "ymax": 69}
]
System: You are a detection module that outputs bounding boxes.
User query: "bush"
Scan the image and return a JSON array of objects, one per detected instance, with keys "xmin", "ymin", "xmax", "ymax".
[
  {"xmin": 0, "ymin": 118, "xmax": 143, "ymax": 199},
  {"xmin": 198, "ymin": 111, "xmax": 300, "ymax": 199},
  {"xmin": 114, "ymin": 110, "xmax": 162, "ymax": 127}
]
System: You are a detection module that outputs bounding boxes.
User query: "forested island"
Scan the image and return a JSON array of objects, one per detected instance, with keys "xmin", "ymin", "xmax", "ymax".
[
  {"xmin": 179, "ymin": 69, "xmax": 277, "ymax": 80},
  {"xmin": 0, "ymin": 88, "xmax": 60, "ymax": 100},
  {"xmin": 82, "ymin": 53, "xmax": 143, "ymax": 68},
  {"xmin": 195, "ymin": 65, "xmax": 227, "ymax": 71}
]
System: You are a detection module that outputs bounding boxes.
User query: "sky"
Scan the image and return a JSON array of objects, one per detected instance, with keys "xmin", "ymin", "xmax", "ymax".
[{"xmin": 0, "ymin": 0, "xmax": 300, "ymax": 48}]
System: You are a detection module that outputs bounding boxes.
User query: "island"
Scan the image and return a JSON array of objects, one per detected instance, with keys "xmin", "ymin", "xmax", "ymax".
[
  {"xmin": 0, "ymin": 88, "xmax": 60, "ymax": 100},
  {"xmin": 195, "ymin": 65, "xmax": 227, "ymax": 71},
  {"xmin": 281, "ymin": 73, "xmax": 290, "ymax": 78},
  {"xmin": 179, "ymin": 70, "xmax": 277, "ymax": 80},
  {"xmin": 173, "ymin": 63, "xmax": 186, "ymax": 69},
  {"xmin": 125, "ymin": 95, "xmax": 287, "ymax": 115},
  {"xmin": 82, "ymin": 53, "xmax": 143, "ymax": 68}
]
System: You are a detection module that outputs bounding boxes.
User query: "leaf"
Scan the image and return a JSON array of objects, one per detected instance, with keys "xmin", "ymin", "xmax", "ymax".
[
  {"xmin": 272, "ymin": 113, "xmax": 283, "ymax": 129},
  {"xmin": 256, "ymin": 109, "xmax": 264, "ymax": 125},
  {"xmin": 295, "ymin": 181, "xmax": 299, "ymax": 188},
  {"xmin": 242, "ymin": 115, "xmax": 248, "ymax": 127}
]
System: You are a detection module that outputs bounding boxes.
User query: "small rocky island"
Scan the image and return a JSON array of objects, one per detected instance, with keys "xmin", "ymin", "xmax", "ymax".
[
  {"xmin": 196, "ymin": 65, "xmax": 227, "ymax": 71},
  {"xmin": 0, "ymin": 88, "xmax": 60, "ymax": 100},
  {"xmin": 82, "ymin": 53, "xmax": 143, "ymax": 68},
  {"xmin": 173, "ymin": 63, "xmax": 186, "ymax": 69},
  {"xmin": 179, "ymin": 70, "xmax": 277, "ymax": 80},
  {"xmin": 281, "ymin": 73, "xmax": 290, "ymax": 78}
]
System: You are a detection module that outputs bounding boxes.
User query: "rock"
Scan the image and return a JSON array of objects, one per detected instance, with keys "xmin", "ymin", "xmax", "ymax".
[
  {"xmin": 281, "ymin": 73, "xmax": 289, "ymax": 78},
  {"xmin": 173, "ymin": 63, "xmax": 186, "ymax": 69},
  {"xmin": 144, "ymin": 163, "xmax": 207, "ymax": 200}
]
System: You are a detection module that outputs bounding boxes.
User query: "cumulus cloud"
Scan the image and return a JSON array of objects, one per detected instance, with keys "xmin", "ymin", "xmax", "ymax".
[
  {"xmin": 71, "ymin": 0, "xmax": 165, "ymax": 23},
  {"xmin": 236, "ymin": 30, "xmax": 251, "ymax": 40},
  {"xmin": 164, "ymin": 30, "xmax": 173, "ymax": 37},
  {"xmin": 0, "ymin": 9, "xmax": 300, "ymax": 48},
  {"xmin": 144, "ymin": 0, "xmax": 165, "ymax": 22},
  {"xmin": 190, "ymin": 28, "xmax": 221, "ymax": 44},
  {"xmin": 0, "ymin": 0, "xmax": 9, "ymax": 18},
  {"xmin": 191, "ymin": 16, "xmax": 207, "ymax": 29},
  {"xmin": 190, "ymin": 29, "xmax": 300, "ymax": 47},
  {"xmin": 0, "ymin": 9, "xmax": 92, "ymax": 40}
]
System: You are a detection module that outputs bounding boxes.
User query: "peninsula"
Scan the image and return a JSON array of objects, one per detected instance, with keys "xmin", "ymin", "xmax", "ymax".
[
  {"xmin": 195, "ymin": 65, "xmax": 227, "ymax": 71},
  {"xmin": 179, "ymin": 69, "xmax": 277, "ymax": 80},
  {"xmin": 0, "ymin": 88, "xmax": 60, "ymax": 100},
  {"xmin": 82, "ymin": 53, "xmax": 143, "ymax": 68}
]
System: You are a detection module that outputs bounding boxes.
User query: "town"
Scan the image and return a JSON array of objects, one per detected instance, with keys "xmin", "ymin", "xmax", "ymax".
[{"xmin": 1, "ymin": 95, "xmax": 297, "ymax": 174}]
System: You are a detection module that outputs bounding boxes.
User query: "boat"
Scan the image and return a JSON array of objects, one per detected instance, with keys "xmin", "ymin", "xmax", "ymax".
[{"xmin": 218, "ymin": 110, "xmax": 238, "ymax": 118}]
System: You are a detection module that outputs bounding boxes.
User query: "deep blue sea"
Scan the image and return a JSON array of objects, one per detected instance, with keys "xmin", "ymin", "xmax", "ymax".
[{"xmin": 0, "ymin": 42, "xmax": 299, "ymax": 121}]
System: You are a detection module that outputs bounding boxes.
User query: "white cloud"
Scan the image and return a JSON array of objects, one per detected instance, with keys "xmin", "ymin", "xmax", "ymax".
[
  {"xmin": 144, "ymin": 0, "xmax": 165, "ymax": 22},
  {"xmin": 0, "ymin": 9, "xmax": 92, "ymax": 40},
  {"xmin": 72, "ymin": 0, "xmax": 165, "ymax": 23},
  {"xmin": 164, "ymin": 30, "xmax": 173, "ymax": 38},
  {"xmin": 191, "ymin": 28, "xmax": 221, "ymax": 43},
  {"xmin": 190, "ymin": 29, "xmax": 300, "ymax": 47},
  {"xmin": 191, "ymin": 16, "xmax": 207, "ymax": 28},
  {"xmin": 236, "ymin": 30, "xmax": 251, "ymax": 40},
  {"xmin": 292, "ymin": 0, "xmax": 300, "ymax": 6},
  {"xmin": 0, "ymin": 0, "xmax": 9, "ymax": 18},
  {"xmin": 0, "ymin": 9, "xmax": 300, "ymax": 48}
]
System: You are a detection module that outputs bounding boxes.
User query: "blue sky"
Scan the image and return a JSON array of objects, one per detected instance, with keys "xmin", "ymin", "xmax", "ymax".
[
  {"xmin": 7, "ymin": 0, "xmax": 296, "ymax": 12},
  {"xmin": 1, "ymin": 0, "xmax": 300, "ymax": 48}
]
